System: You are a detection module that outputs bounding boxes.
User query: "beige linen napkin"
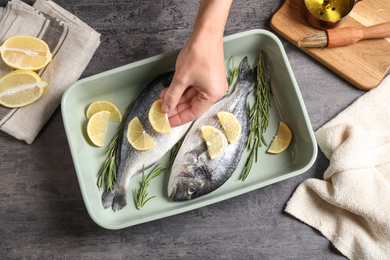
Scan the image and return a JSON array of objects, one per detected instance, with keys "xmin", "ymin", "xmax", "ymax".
[
  {"xmin": 285, "ymin": 75, "xmax": 390, "ymax": 259},
  {"xmin": 0, "ymin": 0, "xmax": 100, "ymax": 144}
]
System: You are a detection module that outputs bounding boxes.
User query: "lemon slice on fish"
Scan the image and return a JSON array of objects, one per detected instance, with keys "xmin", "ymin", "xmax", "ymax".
[
  {"xmin": 87, "ymin": 111, "xmax": 111, "ymax": 147},
  {"xmin": 267, "ymin": 121, "xmax": 292, "ymax": 154},
  {"xmin": 201, "ymin": 125, "xmax": 226, "ymax": 159},
  {"xmin": 217, "ymin": 111, "xmax": 241, "ymax": 144},
  {"xmin": 0, "ymin": 69, "xmax": 48, "ymax": 108},
  {"xmin": 86, "ymin": 100, "xmax": 122, "ymax": 122},
  {"xmin": 0, "ymin": 35, "xmax": 52, "ymax": 70},
  {"xmin": 127, "ymin": 117, "xmax": 155, "ymax": 151},
  {"xmin": 148, "ymin": 99, "xmax": 172, "ymax": 134}
]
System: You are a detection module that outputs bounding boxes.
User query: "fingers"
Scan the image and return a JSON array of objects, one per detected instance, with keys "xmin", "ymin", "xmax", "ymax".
[
  {"xmin": 162, "ymin": 87, "xmax": 198, "ymax": 117},
  {"xmin": 160, "ymin": 76, "xmax": 187, "ymax": 113},
  {"xmin": 161, "ymin": 86, "xmax": 197, "ymax": 102},
  {"xmin": 169, "ymin": 97, "xmax": 213, "ymax": 127},
  {"xmin": 160, "ymin": 88, "xmax": 167, "ymax": 99},
  {"xmin": 178, "ymin": 87, "xmax": 198, "ymax": 106},
  {"xmin": 166, "ymin": 84, "xmax": 226, "ymax": 127}
]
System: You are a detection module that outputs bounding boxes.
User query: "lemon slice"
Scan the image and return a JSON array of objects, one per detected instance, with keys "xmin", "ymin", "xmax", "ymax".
[
  {"xmin": 148, "ymin": 99, "xmax": 172, "ymax": 134},
  {"xmin": 86, "ymin": 100, "xmax": 122, "ymax": 122},
  {"xmin": 87, "ymin": 111, "xmax": 111, "ymax": 147},
  {"xmin": 0, "ymin": 35, "xmax": 52, "ymax": 70},
  {"xmin": 217, "ymin": 111, "xmax": 242, "ymax": 144},
  {"xmin": 127, "ymin": 117, "xmax": 155, "ymax": 151},
  {"xmin": 267, "ymin": 121, "xmax": 292, "ymax": 154},
  {"xmin": 0, "ymin": 69, "xmax": 48, "ymax": 108},
  {"xmin": 201, "ymin": 125, "xmax": 226, "ymax": 159}
]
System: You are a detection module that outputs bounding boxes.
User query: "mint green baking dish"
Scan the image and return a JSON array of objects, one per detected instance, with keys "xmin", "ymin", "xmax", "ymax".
[{"xmin": 61, "ymin": 29, "xmax": 317, "ymax": 230}]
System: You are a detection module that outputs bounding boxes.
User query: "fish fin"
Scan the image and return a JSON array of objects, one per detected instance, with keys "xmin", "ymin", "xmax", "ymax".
[
  {"xmin": 102, "ymin": 189, "xmax": 127, "ymax": 211},
  {"xmin": 238, "ymin": 57, "xmax": 256, "ymax": 90},
  {"xmin": 185, "ymin": 142, "xmax": 207, "ymax": 162}
]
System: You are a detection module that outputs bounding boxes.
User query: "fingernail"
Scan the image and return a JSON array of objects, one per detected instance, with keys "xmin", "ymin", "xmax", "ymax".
[{"xmin": 161, "ymin": 102, "xmax": 170, "ymax": 113}]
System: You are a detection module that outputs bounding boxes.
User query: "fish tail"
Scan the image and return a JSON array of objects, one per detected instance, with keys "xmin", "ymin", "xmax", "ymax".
[
  {"xmin": 237, "ymin": 56, "xmax": 256, "ymax": 93},
  {"xmin": 102, "ymin": 188, "xmax": 127, "ymax": 211},
  {"xmin": 102, "ymin": 190, "xmax": 115, "ymax": 209}
]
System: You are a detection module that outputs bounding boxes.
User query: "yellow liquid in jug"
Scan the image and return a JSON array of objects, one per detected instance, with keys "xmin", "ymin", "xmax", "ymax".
[{"xmin": 304, "ymin": 0, "xmax": 352, "ymax": 22}]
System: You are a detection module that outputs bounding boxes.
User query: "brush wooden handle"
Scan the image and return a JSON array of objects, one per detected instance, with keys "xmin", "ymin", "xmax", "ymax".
[{"xmin": 327, "ymin": 22, "xmax": 390, "ymax": 48}]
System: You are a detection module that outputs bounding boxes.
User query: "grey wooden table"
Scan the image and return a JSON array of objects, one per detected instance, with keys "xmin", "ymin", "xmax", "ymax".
[{"xmin": 0, "ymin": 0, "xmax": 363, "ymax": 259}]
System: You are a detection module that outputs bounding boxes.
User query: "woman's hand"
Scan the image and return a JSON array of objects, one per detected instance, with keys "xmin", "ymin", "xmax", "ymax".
[{"xmin": 160, "ymin": 0, "xmax": 233, "ymax": 127}]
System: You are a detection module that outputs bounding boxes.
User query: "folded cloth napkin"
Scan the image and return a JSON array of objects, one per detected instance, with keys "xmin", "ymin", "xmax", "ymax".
[
  {"xmin": 0, "ymin": 0, "xmax": 100, "ymax": 144},
  {"xmin": 285, "ymin": 75, "xmax": 390, "ymax": 259}
]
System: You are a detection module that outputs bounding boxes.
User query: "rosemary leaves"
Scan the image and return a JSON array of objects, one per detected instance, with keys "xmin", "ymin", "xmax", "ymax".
[
  {"xmin": 228, "ymin": 55, "xmax": 240, "ymax": 87},
  {"xmin": 134, "ymin": 164, "xmax": 165, "ymax": 210},
  {"xmin": 96, "ymin": 119, "xmax": 124, "ymax": 191},
  {"xmin": 240, "ymin": 50, "xmax": 271, "ymax": 181},
  {"xmin": 97, "ymin": 101, "xmax": 134, "ymax": 192}
]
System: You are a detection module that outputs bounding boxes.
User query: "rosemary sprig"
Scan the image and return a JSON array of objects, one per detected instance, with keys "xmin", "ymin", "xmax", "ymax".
[
  {"xmin": 258, "ymin": 52, "xmax": 271, "ymax": 139},
  {"xmin": 240, "ymin": 50, "xmax": 271, "ymax": 180},
  {"xmin": 97, "ymin": 101, "xmax": 135, "ymax": 192},
  {"xmin": 134, "ymin": 164, "xmax": 165, "ymax": 210},
  {"xmin": 240, "ymin": 137, "xmax": 258, "ymax": 181},
  {"xmin": 227, "ymin": 55, "xmax": 240, "ymax": 87},
  {"xmin": 96, "ymin": 124, "xmax": 123, "ymax": 191}
]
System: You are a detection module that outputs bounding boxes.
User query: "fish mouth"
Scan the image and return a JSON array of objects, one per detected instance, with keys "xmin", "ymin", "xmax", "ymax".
[
  {"xmin": 168, "ymin": 184, "xmax": 176, "ymax": 198},
  {"xmin": 167, "ymin": 171, "xmax": 194, "ymax": 198}
]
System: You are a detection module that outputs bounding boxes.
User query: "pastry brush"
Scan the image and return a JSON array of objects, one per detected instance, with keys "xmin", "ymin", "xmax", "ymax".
[{"xmin": 297, "ymin": 22, "xmax": 390, "ymax": 48}]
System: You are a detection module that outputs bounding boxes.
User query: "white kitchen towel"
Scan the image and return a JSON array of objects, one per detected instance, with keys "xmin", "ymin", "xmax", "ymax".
[
  {"xmin": 0, "ymin": 0, "xmax": 100, "ymax": 144},
  {"xmin": 285, "ymin": 75, "xmax": 390, "ymax": 259}
]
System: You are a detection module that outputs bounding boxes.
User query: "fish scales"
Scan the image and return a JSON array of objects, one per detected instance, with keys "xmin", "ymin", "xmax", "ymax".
[
  {"xmin": 168, "ymin": 57, "xmax": 256, "ymax": 201},
  {"xmin": 102, "ymin": 71, "xmax": 192, "ymax": 211}
]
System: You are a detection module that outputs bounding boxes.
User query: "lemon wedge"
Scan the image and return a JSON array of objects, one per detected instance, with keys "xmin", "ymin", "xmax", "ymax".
[
  {"xmin": 86, "ymin": 100, "xmax": 122, "ymax": 122},
  {"xmin": 0, "ymin": 35, "xmax": 52, "ymax": 70},
  {"xmin": 201, "ymin": 125, "xmax": 226, "ymax": 159},
  {"xmin": 148, "ymin": 99, "xmax": 172, "ymax": 134},
  {"xmin": 127, "ymin": 117, "xmax": 155, "ymax": 151},
  {"xmin": 267, "ymin": 121, "xmax": 292, "ymax": 154},
  {"xmin": 217, "ymin": 111, "xmax": 242, "ymax": 144},
  {"xmin": 0, "ymin": 69, "xmax": 48, "ymax": 108},
  {"xmin": 87, "ymin": 111, "xmax": 111, "ymax": 147}
]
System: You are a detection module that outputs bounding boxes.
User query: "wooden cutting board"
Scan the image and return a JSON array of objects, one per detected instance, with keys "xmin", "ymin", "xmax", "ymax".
[{"xmin": 270, "ymin": 0, "xmax": 390, "ymax": 90}]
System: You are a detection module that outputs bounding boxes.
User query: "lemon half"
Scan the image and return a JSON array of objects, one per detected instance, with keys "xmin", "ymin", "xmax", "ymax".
[
  {"xmin": 87, "ymin": 111, "xmax": 111, "ymax": 147},
  {"xmin": 86, "ymin": 100, "xmax": 122, "ymax": 122},
  {"xmin": 148, "ymin": 99, "xmax": 172, "ymax": 134},
  {"xmin": 0, "ymin": 69, "xmax": 48, "ymax": 108},
  {"xmin": 127, "ymin": 117, "xmax": 155, "ymax": 151},
  {"xmin": 0, "ymin": 35, "xmax": 52, "ymax": 71},
  {"xmin": 217, "ymin": 111, "xmax": 242, "ymax": 144},
  {"xmin": 201, "ymin": 125, "xmax": 226, "ymax": 159},
  {"xmin": 267, "ymin": 121, "xmax": 292, "ymax": 154}
]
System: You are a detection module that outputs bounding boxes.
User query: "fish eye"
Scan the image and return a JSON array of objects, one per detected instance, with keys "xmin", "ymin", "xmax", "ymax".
[{"xmin": 188, "ymin": 186, "xmax": 196, "ymax": 195}]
